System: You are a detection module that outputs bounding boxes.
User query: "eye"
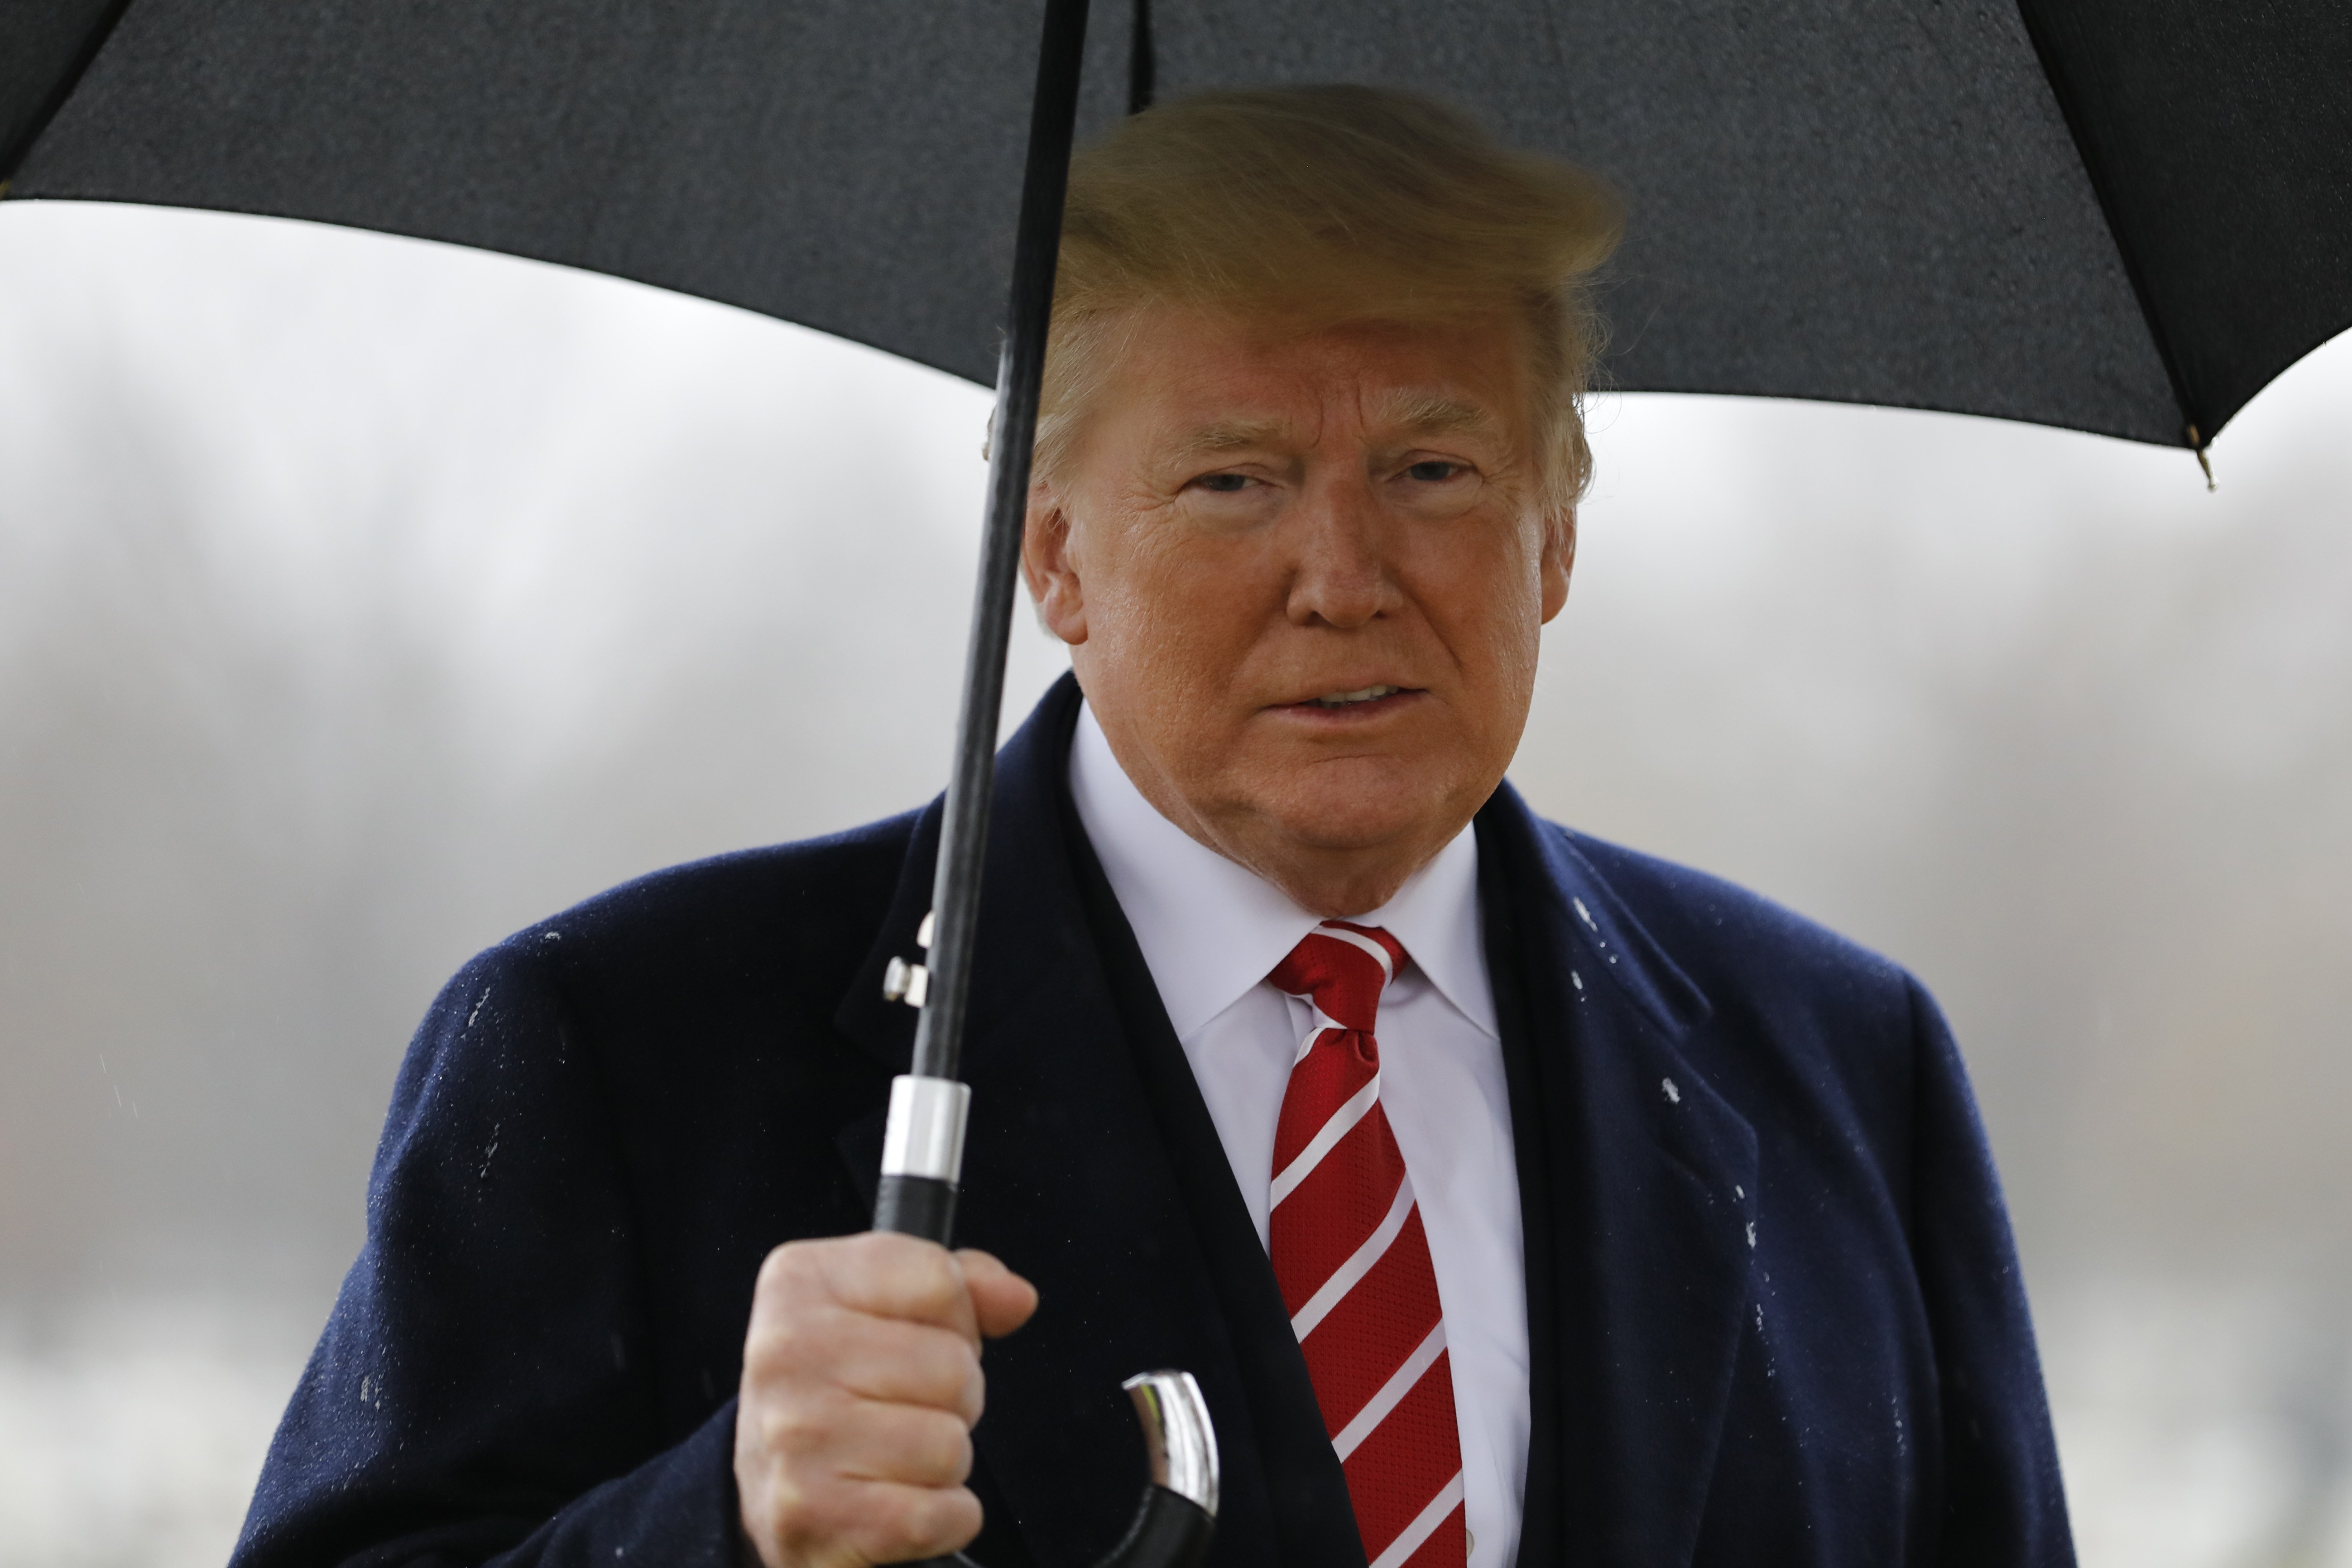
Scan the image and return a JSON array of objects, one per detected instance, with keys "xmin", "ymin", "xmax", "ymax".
[
  {"xmin": 1404, "ymin": 460, "xmax": 1465, "ymax": 482},
  {"xmin": 1190, "ymin": 472, "xmax": 1252, "ymax": 494}
]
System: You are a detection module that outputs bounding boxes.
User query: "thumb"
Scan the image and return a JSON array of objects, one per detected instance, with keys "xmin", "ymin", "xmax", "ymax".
[{"xmin": 955, "ymin": 1248, "xmax": 1040, "ymax": 1340}]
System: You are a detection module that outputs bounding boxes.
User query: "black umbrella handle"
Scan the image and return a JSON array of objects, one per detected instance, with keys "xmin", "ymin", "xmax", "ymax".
[{"xmin": 897, "ymin": 1372, "xmax": 1220, "ymax": 1568}]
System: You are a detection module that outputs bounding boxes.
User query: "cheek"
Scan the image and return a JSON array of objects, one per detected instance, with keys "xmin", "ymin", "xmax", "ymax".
[
  {"xmin": 1099, "ymin": 531, "xmax": 1267, "ymax": 672},
  {"xmin": 1419, "ymin": 520, "xmax": 1548, "ymax": 663},
  {"xmin": 1074, "ymin": 557, "xmax": 1228, "ymax": 722}
]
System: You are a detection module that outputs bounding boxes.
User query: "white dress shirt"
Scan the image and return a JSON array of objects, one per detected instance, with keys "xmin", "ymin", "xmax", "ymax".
[{"xmin": 1068, "ymin": 702, "xmax": 1530, "ymax": 1568}]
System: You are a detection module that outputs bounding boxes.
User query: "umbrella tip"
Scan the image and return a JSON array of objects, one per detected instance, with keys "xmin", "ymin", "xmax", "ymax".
[{"xmin": 2187, "ymin": 425, "xmax": 2216, "ymax": 492}]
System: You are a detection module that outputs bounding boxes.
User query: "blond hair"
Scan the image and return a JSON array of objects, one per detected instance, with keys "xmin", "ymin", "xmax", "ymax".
[{"xmin": 1038, "ymin": 84, "xmax": 1624, "ymax": 512}]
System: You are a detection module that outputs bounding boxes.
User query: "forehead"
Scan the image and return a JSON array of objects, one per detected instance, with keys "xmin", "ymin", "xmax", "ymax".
[{"xmin": 1093, "ymin": 305, "xmax": 1534, "ymax": 449}]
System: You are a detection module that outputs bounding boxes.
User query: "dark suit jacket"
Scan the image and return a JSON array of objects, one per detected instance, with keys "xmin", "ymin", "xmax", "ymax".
[{"xmin": 233, "ymin": 672, "xmax": 2073, "ymax": 1568}]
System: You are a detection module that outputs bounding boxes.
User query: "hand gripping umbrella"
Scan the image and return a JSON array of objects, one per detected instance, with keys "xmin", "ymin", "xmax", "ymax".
[{"xmin": 5, "ymin": 0, "xmax": 2349, "ymax": 1562}]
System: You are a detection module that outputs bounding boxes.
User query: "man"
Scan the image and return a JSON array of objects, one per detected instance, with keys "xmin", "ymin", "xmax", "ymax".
[{"xmin": 235, "ymin": 87, "xmax": 2074, "ymax": 1568}]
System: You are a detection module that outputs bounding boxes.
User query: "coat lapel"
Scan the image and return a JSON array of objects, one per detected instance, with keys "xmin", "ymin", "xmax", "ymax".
[
  {"xmin": 832, "ymin": 676, "xmax": 1286, "ymax": 1568},
  {"xmin": 1477, "ymin": 784, "xmax": 1758, "ymax": 1568}
]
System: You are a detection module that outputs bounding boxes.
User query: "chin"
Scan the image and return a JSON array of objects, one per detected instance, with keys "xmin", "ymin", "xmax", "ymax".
[{"xmin": 1260, "ymin": 783, "xmax": 1443, "ymax": 855}]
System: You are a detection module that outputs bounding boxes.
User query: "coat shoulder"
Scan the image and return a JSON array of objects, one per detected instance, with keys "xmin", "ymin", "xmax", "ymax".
[
  {"xmin": 1536, "ymin": 821, "xmax": 1936, "ymax": 1166},
  {"xmin": 1552, "ymin": 822, "xmax": 1919, "ymax": 1026},
  {"xmin": 471, "ymin": 806, "xmax": 926, "ymax": 1027}
]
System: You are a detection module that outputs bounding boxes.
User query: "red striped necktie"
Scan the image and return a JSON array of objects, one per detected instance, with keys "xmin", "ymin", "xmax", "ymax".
[{"xmin": 1268, "ymin": 921, "xmax": 1467, "ymax": 1568}]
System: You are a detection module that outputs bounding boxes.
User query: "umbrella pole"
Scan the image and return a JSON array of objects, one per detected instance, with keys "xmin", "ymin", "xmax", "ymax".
[
  {"xmin": 860, "ymin": 14, "xmax": 1223, "ymax": 1565},
  {"xmin": 872, "ymin": 0, "xmax": 1092, "ymax": 1247}
]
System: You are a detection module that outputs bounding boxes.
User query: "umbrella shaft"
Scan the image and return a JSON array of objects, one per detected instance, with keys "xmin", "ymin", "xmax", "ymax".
[{"xmin": 896, "ymin": 0, "xmax": 1093, "ymax": 1234}]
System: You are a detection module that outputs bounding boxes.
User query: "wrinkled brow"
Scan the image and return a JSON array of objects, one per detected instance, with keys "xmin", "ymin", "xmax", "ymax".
[
  {"xmin": 1370, "ymin": 389, "xmax": 1506, "ymax": 441},
  {"xmin": 1165, "ymin": 417, "xmax": 1292, "ymax": 461},
  {"xmin": 1164, "ymin": 394, "xmax": 1501, "ymax": 461}
]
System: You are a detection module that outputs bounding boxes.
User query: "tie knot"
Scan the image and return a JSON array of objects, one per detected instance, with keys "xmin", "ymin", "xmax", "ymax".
[{"xmin": 1268, "ymin": 921, "xmax": 1406, "ymax": 1031}]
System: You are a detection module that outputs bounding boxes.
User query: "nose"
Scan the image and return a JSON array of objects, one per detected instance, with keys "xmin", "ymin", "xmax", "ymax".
[{"xmin": 1284, "ymin": 476, "xmax": 1399, "ymax": 630}]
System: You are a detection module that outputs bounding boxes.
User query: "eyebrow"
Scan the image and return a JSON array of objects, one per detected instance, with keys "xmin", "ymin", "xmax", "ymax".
[
  {"xmin": 1166, "ymin": 417, "xmax": 1291, "ymax": 461},
  {"xmin": 1369, "ymin": 389, "xmax": 1505, "ymax": 441},
  {"xmin": 1160, "ymin": 392, "xmax": 1505, "ymax": 463}
]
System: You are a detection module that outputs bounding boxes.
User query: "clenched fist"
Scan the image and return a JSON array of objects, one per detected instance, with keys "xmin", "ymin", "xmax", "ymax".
[{"xmin": 735, "ymin": 1233, "xmax": 1040, "ymax": 1568}]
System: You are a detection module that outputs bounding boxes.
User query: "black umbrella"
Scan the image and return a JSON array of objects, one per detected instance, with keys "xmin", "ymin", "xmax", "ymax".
[
  {"xmin": 12, "ymin": 1, "xmax": 2348, "ymax": 449},
  {"xmin": 5, "ymin": 1, "xmax": 2347, "ymax": 1562}
]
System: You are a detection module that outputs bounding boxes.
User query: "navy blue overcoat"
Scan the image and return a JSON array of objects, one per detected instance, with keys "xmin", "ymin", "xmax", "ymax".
[{"xmin": 234, "ymin": 673, "xmax": 2073, "ymax": 1568}]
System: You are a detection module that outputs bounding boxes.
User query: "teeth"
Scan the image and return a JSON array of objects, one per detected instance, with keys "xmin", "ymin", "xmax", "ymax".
[{"xmin": 1313, "ymin": 685, "xmax": 1401, "ymax": 707}]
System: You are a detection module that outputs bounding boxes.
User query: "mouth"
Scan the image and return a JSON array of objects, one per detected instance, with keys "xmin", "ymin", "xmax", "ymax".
[
  {"xmin": 1305, "ymin": 684, "xmax": 1405, "ymax": 708},
  {"xmin": 1279, "ymin": 683, "xmax": 1422, "ymax": 714}
]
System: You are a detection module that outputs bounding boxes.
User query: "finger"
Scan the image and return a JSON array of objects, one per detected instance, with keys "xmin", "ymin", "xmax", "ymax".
[
  {"xmin": 824, "ymin": 1478, "xmax": 985, "ymax": 1568},
  {"xmin": 822, "ymin": 1316, "xmax": 987, "ymax": 1421},
  {"xmin": 749, "ymin": 1468, "xmax": 983, "ymax": 1568},
  {"xmin": 956, "ymin": 1250, "xmax": 1040, "ymax": 1340},
  {"xmin": 741, "ymin": 1298, "xmax": 985, "ymax": 1424},
  {"xmin": 753, "ymin": 1235, "xmax": 977, "ymax": 1343},
  {"xmin": 747, "ymin": 1389, "xmax": 974, "ymax": 1489},
  {"xmin": 821, "ymin": 1233, "xmax": 978, "ymax": 1340},
  {"xmin": 829, "ymin": 1399, "xmax": 977, "ymax": 1489}
]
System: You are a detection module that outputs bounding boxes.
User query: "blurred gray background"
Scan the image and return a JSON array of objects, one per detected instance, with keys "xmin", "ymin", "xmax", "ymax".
[{"xmin": 0, "ymin": 201, "xmax": 2346, "ymax": 1567}]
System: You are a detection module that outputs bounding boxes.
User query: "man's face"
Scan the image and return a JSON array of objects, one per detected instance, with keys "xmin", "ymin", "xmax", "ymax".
[{"xmin": 1022, "ymin": 304, "xmax": 1572, "ymax": 916}]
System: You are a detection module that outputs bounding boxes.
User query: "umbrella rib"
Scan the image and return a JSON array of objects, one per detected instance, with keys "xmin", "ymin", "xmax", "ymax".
[
  {"xmin": 2009, "ymin": 0, "xmax": 2203, "ymax": 452},
  {"xmin": 1129, "ymin": 0, "xmax": 1157, "ymax": 115}
]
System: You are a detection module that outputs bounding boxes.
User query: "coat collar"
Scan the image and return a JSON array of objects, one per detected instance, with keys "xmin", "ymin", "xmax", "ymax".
[{"xmin": 1475, "ymin": 782, "xmax": 1757, "ymax": 1568}]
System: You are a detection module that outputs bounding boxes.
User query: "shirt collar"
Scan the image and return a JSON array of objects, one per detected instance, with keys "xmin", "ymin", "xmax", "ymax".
[{"xmin": 1068, "ymin": 700, "xmax": 1496, "ymax": 1042}]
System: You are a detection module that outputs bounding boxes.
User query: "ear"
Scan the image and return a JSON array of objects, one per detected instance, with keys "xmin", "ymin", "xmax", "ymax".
[
  {"xmin": 1539, "ymin": 505, "xmax": 1576, "ymax": 624},
  {"xmin": 1022, "ymin": 482, "xmax": 1089, "ymax": 645}
]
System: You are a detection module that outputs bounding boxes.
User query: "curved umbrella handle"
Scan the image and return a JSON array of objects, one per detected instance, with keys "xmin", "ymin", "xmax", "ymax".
[
  {"xmin": 898, "ymin": 1369, "xmax": 1219, "ymax": 1568},
  {"xmin": 1093, "ymin": 1371, "xmax": 1220, "ymax": 1568}
]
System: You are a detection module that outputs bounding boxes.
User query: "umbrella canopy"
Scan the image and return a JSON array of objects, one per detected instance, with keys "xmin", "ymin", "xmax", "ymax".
[{"xmin": 6, "ymin": 0, "xmax": 2348, "ymax": 453}]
